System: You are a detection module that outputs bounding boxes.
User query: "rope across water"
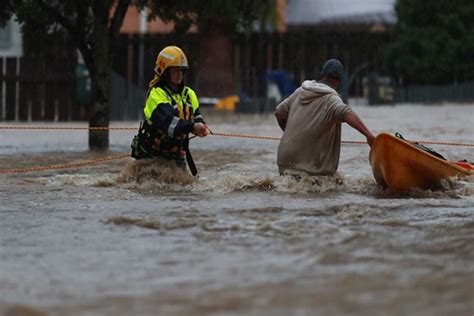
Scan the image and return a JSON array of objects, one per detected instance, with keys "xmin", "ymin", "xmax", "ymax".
[
  {"xmin": 1, "ymin": 125, "xmax": 472, "ymax": 146},
  {"xmin": 0, "ymin": 152, "xmax": 130, "ymax": 174},
  {"xmin": 0, "ymin": 125, "xmax": 472, "ymax": 174}
]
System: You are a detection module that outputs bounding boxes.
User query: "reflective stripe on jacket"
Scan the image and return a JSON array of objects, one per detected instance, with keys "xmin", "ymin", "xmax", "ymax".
[{"xmin": 144, "ymin": 85, "xmax": 203, "ymax": 138}]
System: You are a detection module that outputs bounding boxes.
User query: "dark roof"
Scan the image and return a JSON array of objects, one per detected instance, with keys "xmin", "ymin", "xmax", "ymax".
[{"xmin": 286, "ymin": 0, "xmax": 396, "ymax": 27}]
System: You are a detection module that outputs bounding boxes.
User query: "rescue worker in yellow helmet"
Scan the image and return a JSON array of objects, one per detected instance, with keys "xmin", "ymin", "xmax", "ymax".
[{"xmin": 131, "ymin": 46, "xmax": 208, "ymax": 175}]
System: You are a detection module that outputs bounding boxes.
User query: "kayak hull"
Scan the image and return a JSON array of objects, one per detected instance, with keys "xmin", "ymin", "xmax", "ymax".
[{"xmin": 369, "ymin": 133, "xmax": 473, "ymax": 192}]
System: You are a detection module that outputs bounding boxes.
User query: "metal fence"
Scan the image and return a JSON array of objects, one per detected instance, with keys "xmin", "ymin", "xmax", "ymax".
[
  {"xmin": 115, "ymin": 31, "xmax": 392, "ymax": 100},
  {"xmin": 109, "ymin": 71, "xmax": 145, "ymax": 121},
  {"xmin": 0, "ymin": 56, "xmax": 81, "ymax": 121},
  {"xmin": 2, "ymin": 36, "xmax": 474, "ymax": 122},
  {"xmin": 0, "ymin": 56, "xmax": 146, "ymax": 122},
  {"xmin": 394, "ymin": 81, "xmax": 474, "ymax": 103}
]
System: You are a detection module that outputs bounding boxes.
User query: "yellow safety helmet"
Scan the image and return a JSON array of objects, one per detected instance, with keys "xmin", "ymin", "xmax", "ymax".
[{"xmin": 154, "ymin": 46, "xmax": 189, "ymax": 76}]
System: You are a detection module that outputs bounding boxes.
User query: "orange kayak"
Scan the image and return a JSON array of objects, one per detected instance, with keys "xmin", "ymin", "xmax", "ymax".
[{"xmin": 369, "ymin": 133, "xmax": 473, "ymax": 192}]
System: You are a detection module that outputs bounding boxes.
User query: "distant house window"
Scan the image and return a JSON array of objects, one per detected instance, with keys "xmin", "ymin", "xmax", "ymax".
[{"xmin": 0, "ymin": 22, "xmax": 12, "ymax": 49}]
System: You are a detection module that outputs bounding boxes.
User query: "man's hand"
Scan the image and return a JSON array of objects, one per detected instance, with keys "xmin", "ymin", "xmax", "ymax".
[
  {"xmin": 193, "ymin": 123, "xmax": 209, "ymax": 137},
  {"xmin": 366, "ymin": 133, "xmax": 375, "ymax": 147}
]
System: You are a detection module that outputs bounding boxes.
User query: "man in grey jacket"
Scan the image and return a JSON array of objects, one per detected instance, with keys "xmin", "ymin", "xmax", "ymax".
[{"xmin": 275, "ymin": 59, "xmax": 375, "ymax": 176}]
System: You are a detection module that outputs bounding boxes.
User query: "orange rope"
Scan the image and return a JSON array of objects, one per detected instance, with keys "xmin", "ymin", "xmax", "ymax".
[
  {"xmin": 0, "ymin": 124, "xmax": 471, "ymax": 174},
  {"xmin": 408, "ymin": 140, "xmax": 474, "ymax": 147},
  {"xmin": 0, "ymin": 126, "xmax": 135, "ymax": 131},
  {"xmin": 0, "ymin": 152, "xmax": 130, "ymax": 174},
  {"xmin": 209, "ymin": 131, "xmax": 281, "ymax": 141},
  {"xmin": 209, "ymin": 131, "xmax": 366, "ymax": 144},
  {"xmin": 0, "ymin": 125, "xmax": 473, "ymax": 147}
]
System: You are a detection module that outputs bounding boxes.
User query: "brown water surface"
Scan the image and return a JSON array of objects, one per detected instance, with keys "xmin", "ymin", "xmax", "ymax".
[{"xmin": 1, "ymin": 104, "xmax": 473, "ymax": 315}]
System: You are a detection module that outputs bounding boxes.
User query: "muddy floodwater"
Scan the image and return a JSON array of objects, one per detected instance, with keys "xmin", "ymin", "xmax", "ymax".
[{"xmin": 0, "ymin": 104, "xmax": 473, "ymax": 316}]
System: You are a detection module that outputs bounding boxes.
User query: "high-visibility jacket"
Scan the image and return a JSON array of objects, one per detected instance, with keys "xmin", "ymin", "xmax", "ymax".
[
  {"xmin": 137, "ymin": 83, "xmax": 204, "ymax": 156},
  {"xmin": 145, "ymin": 85, "xmax": 203, "ymax": 133}
]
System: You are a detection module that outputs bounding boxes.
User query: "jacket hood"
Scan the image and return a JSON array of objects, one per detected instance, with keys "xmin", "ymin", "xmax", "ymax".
[{"xmin": 300, "ymin": 80, "xmax": 338, "ymax": 105}]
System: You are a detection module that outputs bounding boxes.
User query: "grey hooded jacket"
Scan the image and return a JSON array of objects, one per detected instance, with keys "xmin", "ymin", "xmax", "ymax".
[{"xmin": 275, "ymin": 80, "xmax": 353, "ymax": 175}]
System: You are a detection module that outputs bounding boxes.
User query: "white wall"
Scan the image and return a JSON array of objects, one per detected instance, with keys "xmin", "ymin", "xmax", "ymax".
[{"xmin": 0, "ymin": 17, "xmax": 23, "ymax": 57}]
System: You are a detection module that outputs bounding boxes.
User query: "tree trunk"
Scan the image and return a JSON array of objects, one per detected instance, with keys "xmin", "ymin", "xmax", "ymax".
[
  {"xmin": 88, "ymin": 24, "xmax": 112, "ymax": 151},
  {"xmin": 88, "ymin": 70, "xmax": 110, "ymax": 150},
  {"xmin": 88, "ymin": 101, "xmax": 109, "ymax": 150}
]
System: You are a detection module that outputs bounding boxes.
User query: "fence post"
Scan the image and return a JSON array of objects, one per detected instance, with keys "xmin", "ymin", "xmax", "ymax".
[
  {"xmin": 15, "ymin": 57, "xmax": 20, "ymax": 121},
  {"xmin": 27, "ymin": 100, "xmax": 32, "ymax": 122},
  {"xmin": 54, "ymin": 99, "xmax": 59, "ymax": 122},
  {"xmin": 234, "ymin": 42, "xmax": 241, "ymax": 97},
  {"xmin": 1, "ymin": 57, "xmax": 5, "ymax": 121}
]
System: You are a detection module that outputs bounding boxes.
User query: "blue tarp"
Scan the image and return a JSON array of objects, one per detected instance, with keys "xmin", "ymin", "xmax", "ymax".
[{"xmin": 265, "ymin": 70, "xmax": 296, "ymax": 98}]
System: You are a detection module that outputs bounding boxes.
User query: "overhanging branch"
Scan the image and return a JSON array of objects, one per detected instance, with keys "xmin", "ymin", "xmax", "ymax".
[
  {"xmin": 36, "ymin": 0, "xmax": 94, "ymax": 75},
  {"xmin": 110, "ymin": 0, "xmax": 130, "ymax": 40}
]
